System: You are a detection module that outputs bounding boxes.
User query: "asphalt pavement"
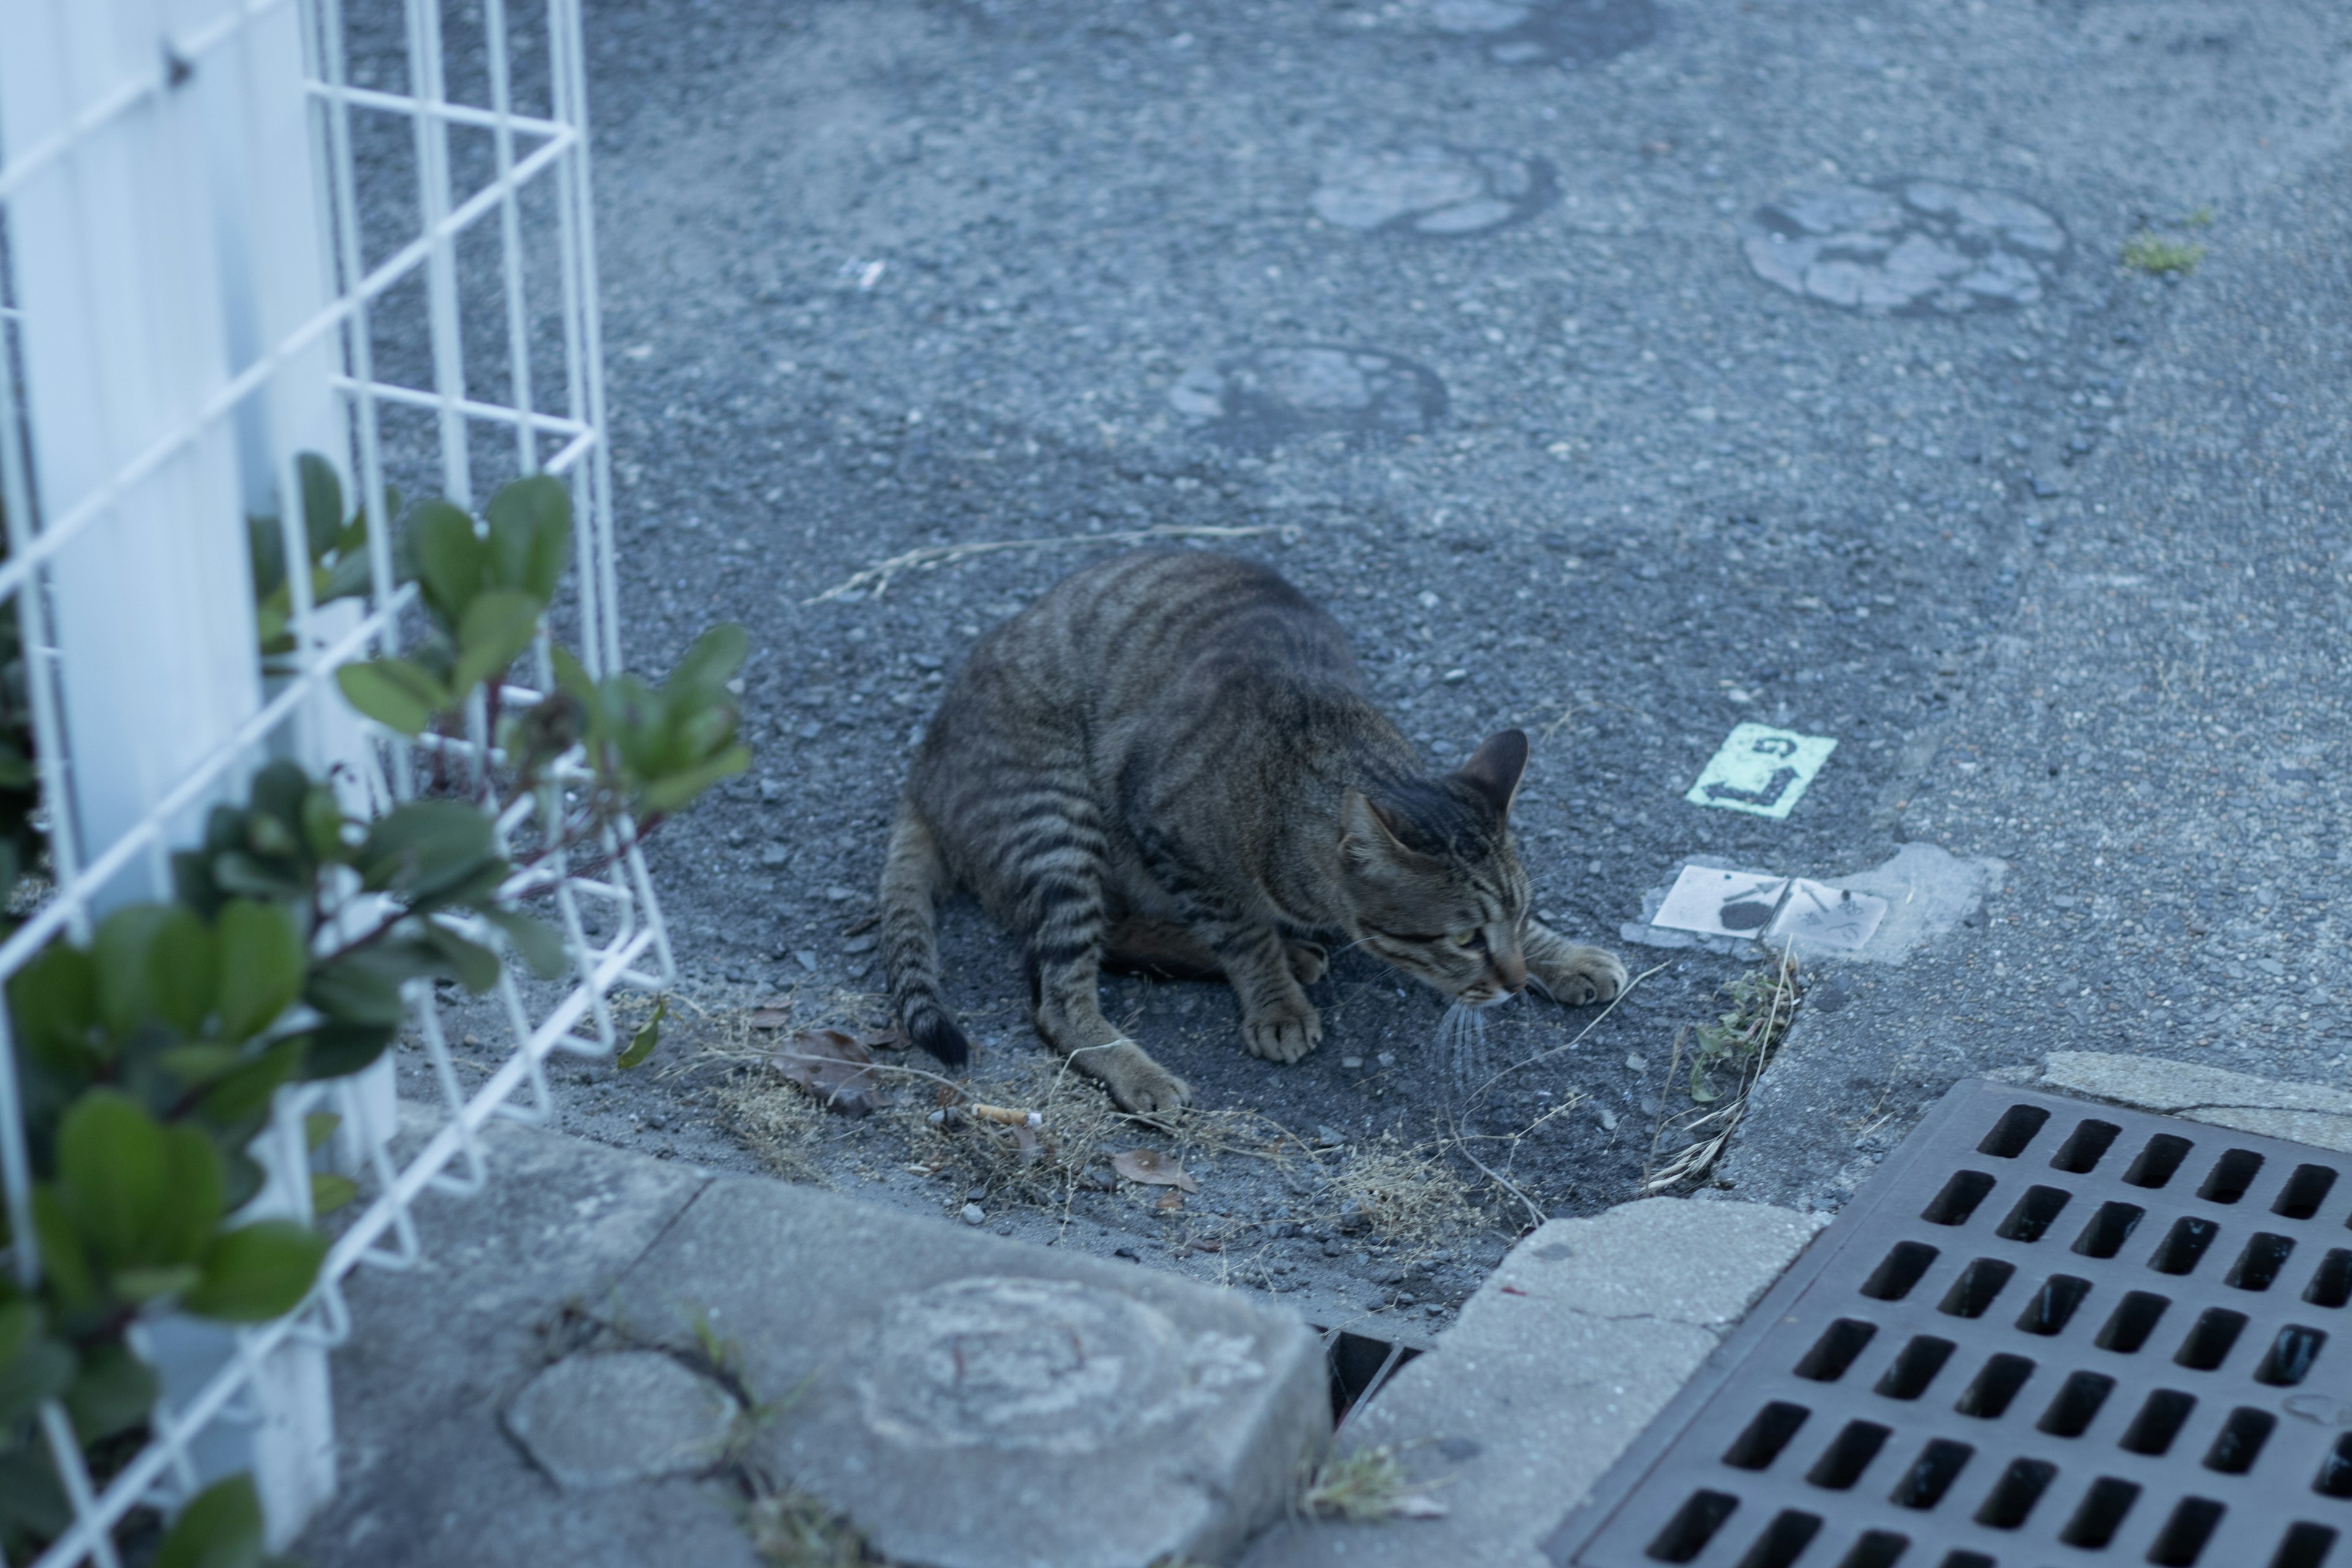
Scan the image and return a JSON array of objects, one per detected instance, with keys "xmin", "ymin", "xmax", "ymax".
[{"xmin": 446, "ymin": 1, "xmax": 2352, "ymax": 1250}]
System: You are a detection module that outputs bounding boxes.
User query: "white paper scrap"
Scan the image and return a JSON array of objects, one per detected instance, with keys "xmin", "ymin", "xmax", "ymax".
[
  {"xmin": 1651, "ymin": 865, "xmax": 1790, "ymax": 939},
  {"xmin": 1686, "ymin": 724, "xmax": 1839, "ymax": 819},
  {"xmin": 1768, "ymin": 878, "xmax": 1890, "ymax": 952}
]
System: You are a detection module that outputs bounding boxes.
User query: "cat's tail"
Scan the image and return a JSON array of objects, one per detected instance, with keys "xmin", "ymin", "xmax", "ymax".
[{"xmin": 880, "ymin": 800, "xmax": 970, "ymax": 1068}]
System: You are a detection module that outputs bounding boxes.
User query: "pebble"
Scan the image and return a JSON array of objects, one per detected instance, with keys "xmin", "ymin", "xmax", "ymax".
[
  {"xmin": 760, "ymin": 845, "xmax": 789, "ymax": 867},
  {"xmin": 960, "ymin": 1203, "xmax": 986, "ymax": 1226},
  {"xmin": 794, "ymin": 950, "xmax": 818, "ymax": 971},
  {"xmin": 824, "ymin": 885, "xmax": 856, "ymax": 902}
]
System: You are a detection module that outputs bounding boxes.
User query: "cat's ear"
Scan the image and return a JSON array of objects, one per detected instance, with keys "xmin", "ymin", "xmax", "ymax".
[
  {"xmin": 1340, "ymin": 789, "xmax": 1412, "ymax": 867},
  {"xmin": 1457, "ymin": 729, "xmax": 1529, "ymax": 818}
]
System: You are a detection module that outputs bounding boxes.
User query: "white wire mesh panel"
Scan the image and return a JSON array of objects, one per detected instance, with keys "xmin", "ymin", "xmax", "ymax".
[{"xmin": 0, "ymin": 0, "xmax": 664, "ymax": 1559}]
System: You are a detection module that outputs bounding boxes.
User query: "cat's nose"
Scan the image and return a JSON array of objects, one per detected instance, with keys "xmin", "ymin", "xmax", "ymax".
[{"xmin": 1494, "ymin": 950, "xmax": 1527, "ymax": 994}]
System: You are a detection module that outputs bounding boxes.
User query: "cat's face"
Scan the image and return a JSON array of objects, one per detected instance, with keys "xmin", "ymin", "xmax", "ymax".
[{"xmin": 1338, "ymin": 731, "xmax": 1534, "ymax": 1008}]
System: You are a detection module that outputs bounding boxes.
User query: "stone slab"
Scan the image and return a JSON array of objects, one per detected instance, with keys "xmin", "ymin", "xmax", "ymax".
[
  {"xmin": 295, "ymin": 1106, "xmax": 755, "ymax": 1568},
  {"xmin": 612, "ymin": 1175, "xmax": 1332, "ymax": 1568},
  {"xmin": 2032, "ymin": 1050, "xmax": 2352, "ymax": 1153},
  {"xmin": 505, "ymin": 1350, "xmax": 740, "ymax": 1488},
  {"xmin": 1239, "ymin": 1198, "xmax": 1824, "ymax": 1568}
]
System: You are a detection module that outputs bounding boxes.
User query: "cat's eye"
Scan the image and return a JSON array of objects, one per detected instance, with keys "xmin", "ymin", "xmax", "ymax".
[{"xmin": 1450, "ymin": 930, "xmax": 1480, "ymax": 948}]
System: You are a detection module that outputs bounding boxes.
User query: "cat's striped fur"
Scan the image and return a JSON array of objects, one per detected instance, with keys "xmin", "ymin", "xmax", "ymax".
[{"xmin": 880, "ymin": 549, "xmax": 1626, "ymax": 1113}]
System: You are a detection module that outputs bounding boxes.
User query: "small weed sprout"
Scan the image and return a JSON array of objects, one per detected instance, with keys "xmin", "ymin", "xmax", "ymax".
[
  {"xmin": 2122, "ymin": 232, "xmax": 2206, "ymax": 275},
  {"xmin": 745, "ymin": 1487, "xmax": 870, "ymax": 1568},
  {"xmin": 1303, "ymin": 1445, "xmax": 1448, "ymax": 1522}
]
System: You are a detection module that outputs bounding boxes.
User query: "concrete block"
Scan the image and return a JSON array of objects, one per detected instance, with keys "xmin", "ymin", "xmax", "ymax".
[
  {"xmin": 295, "ymin": 1107, "xmax": 756, "ymax": 1568},
  {"xmin": 506, "ymin": 1351, "xmax": 739, "ymax": 1488},
  {"xmin": 613, "ymin": 1175, "xmax": 1332, "ymax": 1568},
  {"xmin": 2037, "ymin": 1050, "xmax": 2352, "ymax": 1153},
  {"xmin": 1241, "ymin": 1199, "xmax": 1823, "ymax": 1568}
]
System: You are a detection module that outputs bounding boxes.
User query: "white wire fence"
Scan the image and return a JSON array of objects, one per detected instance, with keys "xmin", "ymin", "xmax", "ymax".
[{"xmin": 0, "ymin": 0, "xmax": 666, "ymax": 1559}]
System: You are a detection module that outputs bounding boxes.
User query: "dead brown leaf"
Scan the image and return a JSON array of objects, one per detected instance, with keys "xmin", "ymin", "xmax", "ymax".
[
  {"xmin": 1114, "ymin": 1149, "xmax": 1199, "ymax": 1193},
  {"xmin": 1154, "ymin": 1190, "xmax": 1185, "ymax": 1213},
  {"xmin": 774, "ymin": 1030, "xmax": 893, "ymax": 1118},
  {"xmin": 748, "ymin": 1008, "xmax": 793, "ymax": 1030},
  {"xmin": 854, "ymin": 1025, "xmax": 908, "ymax": 1052}
]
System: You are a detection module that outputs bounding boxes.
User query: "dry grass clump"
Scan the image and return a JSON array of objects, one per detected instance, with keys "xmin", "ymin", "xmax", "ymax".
[
  {"xmin": 712, "ymin": 1065, "xmax": 829, "ymax": 1183},
  {"xmin": 897, "ymin": 1051, "xmax": 1129, "ymax": 1208},
  {"xmin": 1324, "ymin": 1140, "xmax": 1479, "ymax": 1250}
]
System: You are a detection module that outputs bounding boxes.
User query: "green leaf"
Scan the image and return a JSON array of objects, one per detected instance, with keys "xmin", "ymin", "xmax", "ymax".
[
  {"xmin": 450, "ymin": 588, "xmax": 542, "ymax": 695},
  {"xmin": 91, "ymin": 905, "xmax": 173, "ymax": 1041},
  {"xmin": 9, "ymin": 944, "xmax": 101, "ymax": 1076},
  {"xmin": 302, "ymin": 784, "xmax": 350, "ymax": 864},
  {"xmin": 617, "ymin": 997, "xmax": 665, "ymax": 1070},
  {"xmin": 214, "ymin": 900, "xmax": 305, "ymax": 1043},
  {"xmin": 55, "ymin": 1090, "xmax": 168, "ymax": 1269},
  {"xmin": 479, "ymin": 908, "xmax": 568, "ymax": 979},
  {"xmin": 484, "ymin": 473, "xmax": 572, "ymax": 602},
  {"xmin": 0, "ymin": 1306, "xmax": 74, "ymax": 1429},
  {"xmin": 297, "ymin": 453, "xmax": 344, "ymax": 564},
  {"xmin": 153, "ymin": 1474, "xmax": 267, "ymax": 1568},
  {"xmin": 0, "ymin": 1448, "xmax": 72, "ymax": 1545},
  {"xmin": 157, "ymin": 1045, "xmax": 244, "ymax": 1089},
  {"xmin": 334, "ymin": 657, "xmax": 453, "ymax": 737},
  {"xmin": 409, "ymin": 500, "xmax": 492, "ymax": 627},
  {"xmin": 64, "ymin": 1340, "xmax": 158, "ymax": 1443},
  {"xmin": 246, "ymin": 514, "xmax": 287, "ymax": 603},
  {"xmin": 195, "ymin": 1038, "xmax": 305, "ymax": 1128},
  {"xmin": 639, "ymin": 743, "xmax": 753, "ymax": 815},
  {"xmin": 301, "ymin": 955, "xmax": 407, "ymax": 1031},
  {"xmin": 304, "ymin": 1112, "xmax": 341, "ymax": 1152},
  {"xmin": 28, "ymin": 1189, "xmax": 95, "ymax": 1313},
  {"xmin": 356, "ymin": 801, "xmax": 496, "ymax": 899},
  {"xmin": 663, "ymin": 622, "xmax": 749, "ymax": 700},
  {"xmin": 153, "ymin": 1123, "xmax": 227, "ymax": 1265},
  {"xmin": 184, "ymin": 1221, "xmax": 326, "ymax": 1322},
  {"xmin": 145, "ymin": 907, "xmax": 217, "ymax": 1037},
  {"xmin": 419, "ymin": 922, "xmax": 500, "ymax": 994},
  {"xmin": 310, "ymin": 1173, "xmax": 357, "ymax": 1216},
  {"xmin": 292, "ymin": 1020, "xmax": 396, "ymax": 1082},
  {"xmin": 106, "ymin": 1265, "xmax": 200, "ymax": 1306},
  {"xmin": 318, "ymin": 545, "xmax": 377, "ymax": 605}
]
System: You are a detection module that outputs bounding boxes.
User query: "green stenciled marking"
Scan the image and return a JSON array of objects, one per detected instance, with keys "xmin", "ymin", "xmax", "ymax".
[{"xmin": 1686, "ymin": 725, "xmax": 1838, "ymax": 819}]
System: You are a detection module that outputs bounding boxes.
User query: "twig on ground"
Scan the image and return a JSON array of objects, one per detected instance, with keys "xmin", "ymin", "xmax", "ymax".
[
  {"xmin": 804, "ymin": 524, "xmax": 1287, "ymax": 605},
  {"xmin": 1463, "ymin": 960, "xmax": 1672, "ymax": 1109}
]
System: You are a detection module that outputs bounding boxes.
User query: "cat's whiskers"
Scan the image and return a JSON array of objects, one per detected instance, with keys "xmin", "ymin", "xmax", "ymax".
[{"xmin": 1437, "ymin": 999, "xmax": 1492, "ymax": 1099}]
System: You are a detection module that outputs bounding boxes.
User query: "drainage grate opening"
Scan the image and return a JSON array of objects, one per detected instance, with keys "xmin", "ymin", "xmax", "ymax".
[
  {"xmin": 1888, "ymin": 1438, "xmax": 1972, "ymax": 1509},
  {"xmin": 2119, "ymin": 1388, "xmax": 2198, "ymax": 1455},
  {"xmin": 2204, "ymin": 1406, "xmax": 2278, "ymax": 1474},
  {"xmin": 1549, "ymin": 1083, "xmax": 2352, "ymax": 1568},
  {"xmin": 2318, "ymin": 1433, "xmax": 2352, "ymax": 1499},
  {"xmin": 1936, "ymin": 1258, "xmax": 2015, "ymax": 1319},
  {"xmin": 1873, "ymin": 1335, "xmax": 1956, "ymax": 1400},
  {"xmin": 2060, "ymin": 1475, "xmax": 2143, "ymax": 1548},
  {"xmin": 2147, "ymin": 1494, "xmax": 2227, "ymax": 1566},
  {"xmin": 2304, "ymin": 1248, "xmax": 2352, "ymax": 1308},
  {"xmin": 1805, "ymin": 1419, "xmax": 1890, "ymax": 1489},
  {"xmin": 1315, "ymin": 1327, "xmax": 1421, "ymax": 1423},
  {"xmin": 2015, "ymin": 1271, "xmax": 2092, "ymax": 1335},
  {"xmin": 2228, "ymin": 1232, "xmax": 2298, "ymax": 1291},
  {"xmin": 1977, "ymin": 1103, "xmax": 2050, "ymax": 1158},
  {"xmin": 2095, "ymin": 1289, "xmax": 2171, "ymax": 1352},
  {"xmin": 2254, "ymin": 1324, "xmax": 2328, "ymax": 1385},
  {"xmin": 2274, "ymin": 1164, "xmax": 2339, "ymax": 1221},
  {"xmin": 2075, "ymin": 1199, "xmax": 2147, "ymax": 1257},
  {"xmin": 2152, "ymin": 1215, "xmax": 2223, "ymax": 1275},
  {"xmin": 1645, "ymin": 1490, "xmax": 1738, "ymax": 1562},
  {"xmin": 1953, "ymin": 1352, "xmax": 2035, "ymax": 1419},
  {"xmin": 1920, "ymin": 1169, "xmax": 1997, "ymax": 1226},
  {"xmin": 1832, "ymin": 1531, "xmax": 1909, "ymax": 1568},
  {"xmin": 1730, "ymin": 1509, "xmax": 1819, "ymax": 1568},
  {"xmin": 2050, "ymin": 1117, "xmax": 2122, "ymax": 1173},
  {"xmin": 2198, "ymin": 1148, "xmax": 2266, "ymax": 1205},
  {"xmin": 1722, "ymin": 1401, "xmax": 1811, "ymax": 1471},
  {"xmin": 1994, "ymin": 1185, "xmax": 2071, "ymax": 1242},
  {"xmin": 2272, "ymin": 1522, "xmax": 2340, "ymax": 1568},
  {"xmin": 1972, "ymin": 1455, "xmax": 2056, "ymax": 1528},
  {"xmin": 2125, "ymin": 1133, "xmax": 2196, "ymax": 1189},
  {"xmin": 2175, "ymin": 1307, "xmax": 2248, "ymax": 1370},
  {"xmin": 1860, "ymin": 1240, "xmax": 1940, "ymax": 1302},
  {"xmin": 1794, "ymin": 1318, "xmax": 1877, "ymax": 1382},
  {"xmin": 2036, "ymin": 1368, "xmax": 2115, "ymax": 1436}
]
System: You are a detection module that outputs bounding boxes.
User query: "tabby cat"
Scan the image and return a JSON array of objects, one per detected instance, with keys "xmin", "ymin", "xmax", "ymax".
[{"xmin": 878, "ymin": 549, "xmax": 1627, "ymax": 1114}]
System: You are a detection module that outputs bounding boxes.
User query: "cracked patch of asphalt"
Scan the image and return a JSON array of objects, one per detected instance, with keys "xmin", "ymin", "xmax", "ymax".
[{"xmin": 347, "ymin": 0, "xmax": 2352, "ymax": 1319}]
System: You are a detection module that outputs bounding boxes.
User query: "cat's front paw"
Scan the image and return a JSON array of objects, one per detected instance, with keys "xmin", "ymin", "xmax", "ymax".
[
  {"xmin": 1095, "ymin": 1042, "xmax": 1193, "ymax": 1115},
  {"xmin": 1534, "ymin": 944, "xmax": 1629, "ymax": 1006},
  {"xmin": 1284, "ymin": 941, "xmax": 1330, "ymax": 986},
  {"xmin": 1243, "ymin": 999, "xmax": 1322, "ymax": 1063}
]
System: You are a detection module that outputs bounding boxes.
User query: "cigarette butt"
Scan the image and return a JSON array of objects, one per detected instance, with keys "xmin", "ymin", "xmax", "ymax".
[{"xmin": 969, "ymin": 1102, "xmax": 1043, "ymax": 1128}]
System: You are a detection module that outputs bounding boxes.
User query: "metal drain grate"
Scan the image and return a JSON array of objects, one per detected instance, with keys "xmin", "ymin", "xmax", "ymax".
[{"xmin": 1545, "ymin": 1079, "xmax": 2352, "ymax": 1568}]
